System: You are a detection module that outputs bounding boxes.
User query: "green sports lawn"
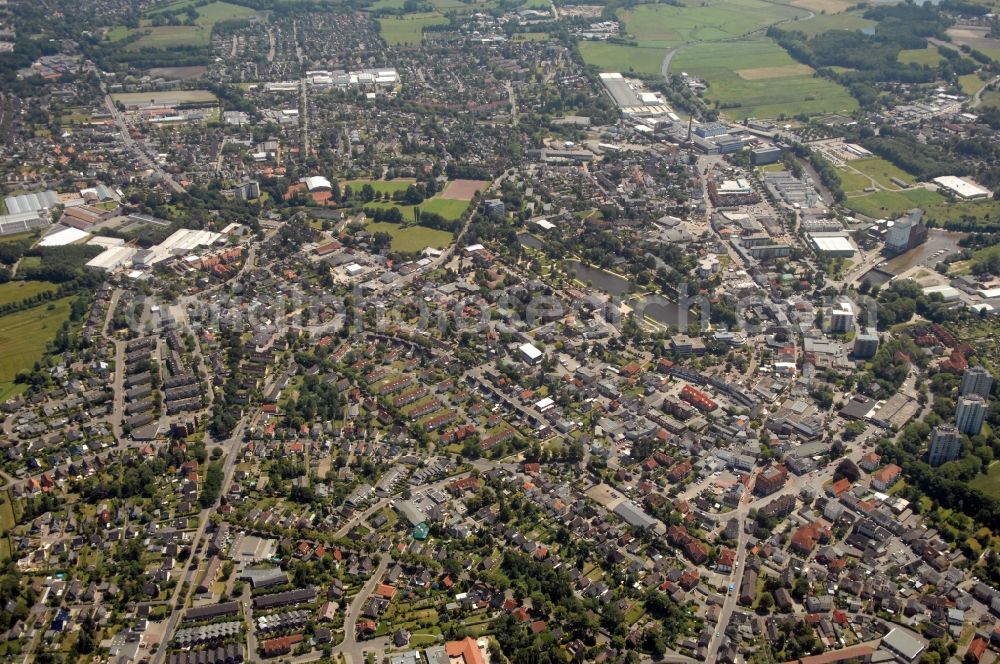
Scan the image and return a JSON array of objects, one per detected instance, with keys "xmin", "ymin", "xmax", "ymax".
[
  {"xmin": 367, "ymin": 222, "xmax": 454, "ymax": 253},
  {"xmin": 0, "ymin": 297, "xmax": 75, "ymax": 402},
  {"xmin": 343, "ymin": 179, "xmax": 417, "ymax": 195},
  {"xmin": 362, "ymin": 196, "xmax": 470, "ymax": 221},
  {"xmin": 670, "ymin": 39, "xmax": 857, "ymax": 120}
]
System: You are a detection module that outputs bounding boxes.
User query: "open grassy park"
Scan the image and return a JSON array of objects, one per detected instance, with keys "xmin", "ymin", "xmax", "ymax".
[
  {"xmin": 366, "ymin": 222, "xmax": 454, "ymax": 253},
  {"xmin": 349, "ymin": 178, "xmax": 477, "ymax": 221},
  {"xmin": 844, "ymin": 188, "xmax": 944, "ymax": 219},
  {"xmin": 849, "ymin": 157, "xmax": 914, "ymax": 189},
  {"xmin": 363, "ymin": 196, "xmax": 470, "ymax": 221},
  {"xmin": 970, "ymin": 462, "xmax": 1000, "ymax": 501},
  {"xmin": 0, "ymin": 296, "xmax": 75, "ymax": 402},
  {"xmin": 835, "ymin": 168, "xmax": 875, "ymax": 193},
  {"xmin": 378, "ymin": 13, "xmax": 449, "ymax": 45}
]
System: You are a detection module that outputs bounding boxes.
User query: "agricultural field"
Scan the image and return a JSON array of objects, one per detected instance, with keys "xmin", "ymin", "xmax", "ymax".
[
  {"xmin": 620, "ymin": 0, "xmax": 807, "ymax": 49},
  {"xmin": 109, "ymin": 1, "xmax": 256, "ymax": 50},
  {"xmin": 146, "ymin": 0, "xmax": 203, "ymax": 16},
  {"xmin": 670, "ymin": 39, "xmax": 857, "ymax": 119},
  {"xmin": 367, "ymin": 222, "xmax": 454, "ymax": 253},
  {"xmin": 0, "ymin": 297, "xmax": 75, "ymax": 402},
  {"xmin": 0, "ymin": 280, "xmax": 58, "ymax": 308},
  {"xmin": 959, "ymin": 73, "xmax": 988, "ymax": 96},
  {"xmin": 980, "ymin": 90, "xmax": 1000, "ymax": 109},
  {"xmin": 378, "ymin": 13, "xmax": 449, "ymax": 45},
  {"xmin": 849, "ymin": 157, "xmax": 914, "ymax": 189},
  {"xmin": 790, "ymin": 11, "xmax": 876, "ymax": 38},
  {"xmin": 112, "ymin": 90, "xmax": 218, "ymax": 105},
  {"xmin": 790, "ymin": 0, "xmax": 856, "ymax": 14},
  {"xmin": 897, "ymin": 46, "xmax": 945, "ymax": 66},
  {"xmin": 946, "ymin": 26, "xmax": 1000, "ymax": 62},
  {"xmin": 578, "ymin": 42, "xmax": 665, "ymax": 76},
  {"xmin": 127, "ymin": 26, "xmax": 211, "ymax": 50},
  {"xmin": 429, "ymin": 0, "xmax": 497, "ymax": 12}
]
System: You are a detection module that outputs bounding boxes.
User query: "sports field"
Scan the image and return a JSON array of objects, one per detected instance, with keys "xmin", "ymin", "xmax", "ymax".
[
  {"xmin": 578, "ymin": 42, "xmax": 665, "ymax": 76},
  {"xmin": 363, "ymin": 196, "xmax": 470, "ymax": 221},
  {"xmin": 440, "ymin": 179, "xmax": 489, "ymax": 200},
  {"xmin": 513, "ymin": 32, "xmax": 550, "ymax": 42},
  {"xmin": 147, "ymin": 66, "xmax": 209, "ymax": 80},
  {"xmin": 0, "ymin": 297, "xmax": 75, "ymax": 402},
  {"xmin": 378, "ymin": 13, "xmax": 449, "ymax": 45},
  {"xmin": 367, "ymin": 222, "xmax": 454, "ymax": 253},
  {"xmin": 0, "ymin": 280, "xmax": 58, "ymax": 308},
  {"xmin": 670, "ymin": 39, "xmax": 857, "ymax": 119},
  {"xmin": 112, "ymin": 90, "xmax": 218, "ymax": 105},
  {"xmin": 343, "ymin": 179, "xmax": 417, "ymax": 195}
]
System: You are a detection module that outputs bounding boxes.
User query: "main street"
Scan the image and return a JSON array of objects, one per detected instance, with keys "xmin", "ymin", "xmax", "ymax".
[{"xmin": 104, "ymin": 91, "xmax": 185, "ymax": 195}]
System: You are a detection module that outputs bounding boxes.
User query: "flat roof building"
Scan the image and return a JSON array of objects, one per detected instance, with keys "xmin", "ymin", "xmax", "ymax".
[
  {"xmin": 933, "ymin": 176, "xmax": 991, "ymax": 200},
  {"xmin": 518, "ymin": 342, "xmax": 543, "ymax": 364},
  {"xmin": 881, "ymin": 628, "xmax": 925, "ymax": 662},
  {"xmin": 808, "ymin": 232, "xmax": 855, "ymax": 257}
]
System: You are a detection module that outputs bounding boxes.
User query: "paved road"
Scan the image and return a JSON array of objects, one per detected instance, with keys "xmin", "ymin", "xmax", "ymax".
[
  {"xmin": 300, "ymin": 77, "xmax": 310, "ymax": 155},
  {"xmin": 335, "ymin": 555, "xmax": 391, "ymax": 664},
  {"xmin": 150, "ymin": 417, "xmax": 251, "ymax": 664},
  {"xmin": 104, "ymin": 92, "xmax": 185, "ymax": 195},
  {"xmin": 971, "ymin": 75, "xmax": 1000, "ymax": 108}
]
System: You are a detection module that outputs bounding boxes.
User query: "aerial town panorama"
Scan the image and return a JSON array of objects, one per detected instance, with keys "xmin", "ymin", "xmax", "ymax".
[{"xmin": 1, "ymin": 0, "xmax": 1000, "ymax": 664}]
